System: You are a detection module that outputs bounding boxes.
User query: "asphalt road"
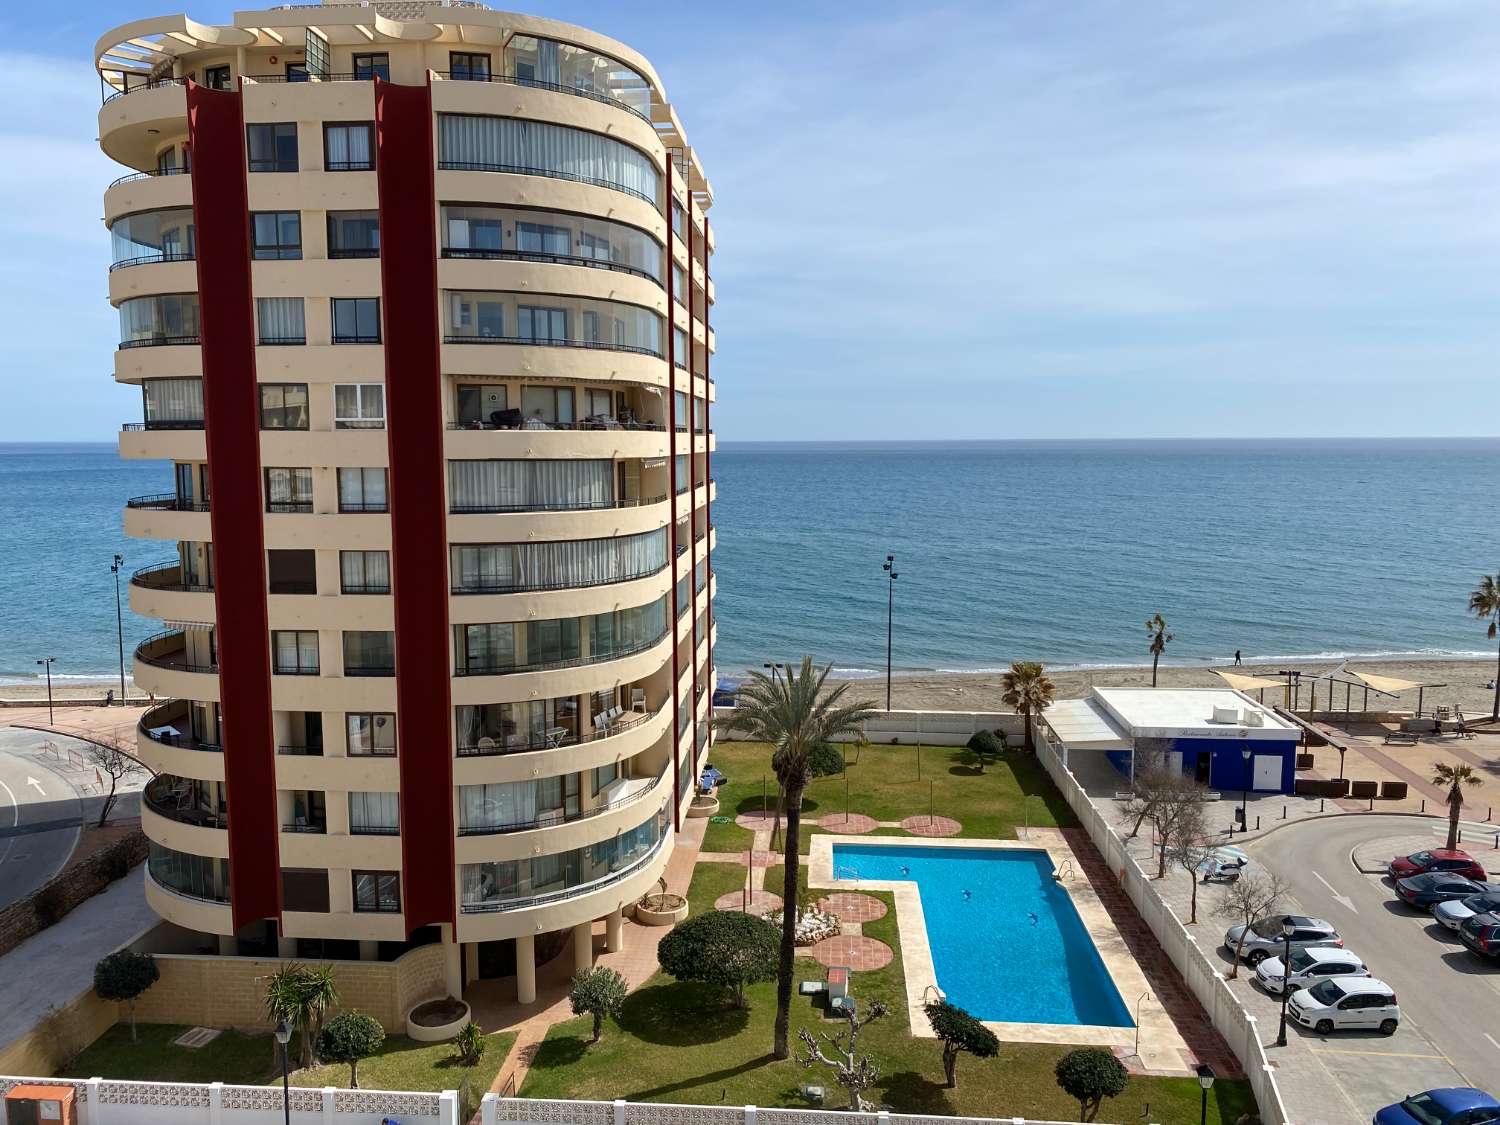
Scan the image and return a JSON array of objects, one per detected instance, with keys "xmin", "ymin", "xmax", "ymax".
[
  {"xmin": 1247, "ymin": 814, "xmax": 1500, "ymax": 1118},
  {"xmin": 0, "ymin": 734, "xmax": 83, "ymax": 910}
]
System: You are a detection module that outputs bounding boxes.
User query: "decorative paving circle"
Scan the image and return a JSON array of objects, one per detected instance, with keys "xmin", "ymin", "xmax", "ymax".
[
  {"xmin": 715, "ymin": 889, "xmax": 782, "ymax": 915},
  {"xmin": 817, "ymin": 892, "xmax": 888, "ymax": 923},
  {"xmin": 901, "ymin": 814, "xmax": 962, "ymax": 837},
  {"xmin": 810, "ymin": 934, "xmax": 893, "ymax": 970},
  {"xmin": 735, "ymin": 811, "xmax": 779, "ymax": 831},
  {"xmin": 741, "ymin": 850, "xmax": 777, "ymax": 868},
  {"xmin": 817, "ymin": 812, "xmax": 880, "ymax": 834}
]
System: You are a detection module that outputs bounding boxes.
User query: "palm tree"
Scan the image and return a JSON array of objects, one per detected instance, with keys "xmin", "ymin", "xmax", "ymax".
[
  {"xmin": 1146, "ymin": 614, "xmax": 1173, "ymax": 687},
  {"xmin": 1469, "ymin": 573, "xmax": 1500, "ymax": 720},
  {"xmin": 717, "ymin": 657, "xmax": 877, "ymax": 1060},
  {"xmin": 264, "ymin": 962, "xmax": 341, "ymax": 1069},
  {"xmin": 1000, "ymin": 661, "xmax": 1056, "ymax": 753},
  {"xmin": 1432, "ymin": 762, "xmax": 1482, "ymax": 851}
]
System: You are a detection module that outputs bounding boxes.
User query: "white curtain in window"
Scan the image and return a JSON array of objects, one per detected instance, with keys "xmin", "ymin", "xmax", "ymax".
[
  {"xmin": 326, "ymin": 125, "xmax": 371, "ymax": 168},
  {"xmin": 142, "ymin": 378, "xmax": 203, "ymax": 422},
  {"xmin": 448, "ymin": 459, "xmax": 612, "ymax": 512},
  {"xmin": 437, "ymin": 114, "xmax": 657, "ymax": 204},
  {"xmin": 459, "ymin": 780, "xmax": 540, "ymax": 830},
  {"xmin": 348, "ymin": 791, "xmax": 398, "ymax": 831},
  {"xmin": 256, "ymin": 297, "xmax": 305, "ymax": 342}
]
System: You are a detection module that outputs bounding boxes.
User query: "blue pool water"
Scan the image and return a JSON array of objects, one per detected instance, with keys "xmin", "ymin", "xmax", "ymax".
[{"xmin": 833, "ymin": 843, "xmax": 1134, "ymax": 1027}]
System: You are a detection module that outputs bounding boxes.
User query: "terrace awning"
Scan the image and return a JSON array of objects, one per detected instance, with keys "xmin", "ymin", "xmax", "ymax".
[
  {"xmin": 1042, "ymin": 698, "xmax": 1131, "ymax": 750},
  {"xmin": 1209, "ymin": 669, "xmax": 1285, "ymax": 693},
  {"xmin": 1346, "ymin": 670, "xmax": 1426, "ymax": 694}
]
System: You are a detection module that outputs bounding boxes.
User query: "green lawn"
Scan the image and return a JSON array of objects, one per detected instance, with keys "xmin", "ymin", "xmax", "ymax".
[
  {"xmin": 62, "ymin": 1023, "xmax": 515, "ymax": 1099},
  {"xmin": 700, "ymin": 741, "xmax": 1073, "ymax": 856},
  {"xmin": 524, "ymin": 747, "xmax": 1253, "ymax": 1119}
]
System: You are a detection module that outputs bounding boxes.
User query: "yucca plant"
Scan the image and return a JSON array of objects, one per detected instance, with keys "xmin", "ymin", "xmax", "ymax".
[
  {"xmin": 717, "ymin": 657, "xmax": 877, "ymax": 1060},
  {"xmin": 264, "ymin": 962, "xmax": 340, "ymax": 1069}
]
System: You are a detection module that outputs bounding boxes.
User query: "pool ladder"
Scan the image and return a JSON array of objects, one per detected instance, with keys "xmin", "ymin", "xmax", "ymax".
[
  {"xmin": 835, "ymin": 865, "xmax": 861, "ymax": 882},
  {"xmin": 1052, "ymin": 859, "xmax": 1074, "ymax": 883}
]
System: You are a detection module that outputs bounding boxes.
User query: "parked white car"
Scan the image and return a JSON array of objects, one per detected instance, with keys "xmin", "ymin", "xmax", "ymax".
[
  {"xmin": 1254, "ymin": 947, "xmax": 1368, "ymax": 995},
  {"xmin": 1286, "ymin": 976, "xmax": 1399, "ymax": 1036},
  {"xmin": 1434, "ymin": 890, "xmax": 1500, "ymax": 932}
]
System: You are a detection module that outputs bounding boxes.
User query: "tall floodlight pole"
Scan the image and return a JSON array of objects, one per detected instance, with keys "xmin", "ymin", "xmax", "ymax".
[
  {"xmin": 883, "ymin": 555, "xmax": 898, "ymax": 711},
  {"xmin": 111, "ymin": 553, "xmax": 126, "ymax": 703}
]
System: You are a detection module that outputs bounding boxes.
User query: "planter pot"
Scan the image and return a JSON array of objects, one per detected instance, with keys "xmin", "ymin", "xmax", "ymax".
[
  {"xmin": 634, "ymin": 892, "xmax": 688, "ymax": 926},
  {"xmin": 687, "ymin": 795, "xmax": 719, "ymax": 818},
  {"xmin": 406, "ymin": 997, "xmax": 470, "ymax": 1042}
]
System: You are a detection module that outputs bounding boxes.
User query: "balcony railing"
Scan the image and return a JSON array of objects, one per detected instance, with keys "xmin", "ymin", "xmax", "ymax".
[
  {"xmin": 131, "ymin": 559, "xmax": 212, "ymax": 594},
  {"xmin": 455, "ymin": 628, "xmax": 668, "ymax": 678},
  {"xmin": 337, "ymin": 501, "xmax": 389, "ymax": 514},
  {"xmin": 266, "ymin": 500, "xmax": 313, "ymax": 514},
  {"xmin": 340, "ymin": 584, "xmax": 391, "ymax": 596},
  {"xmin": 282, "ymin": 822, "xmax": 327, "ymax": 834},
  {"xmin": 344, "ymin": 664, "xmax": 396, "ymax": 678},
  {"xmin": 442, "ymin": 333, "xmax": 659, "ymax": 358},
  {"xmin": 448, "ymin": 492, "xmax": 667, "ymax": 516},
  {"xmin": 458, "ymin": 769, "xmax": 662, "ymax": 837},
  {"xmin": 108, "ymin": 166, "xmax": 191, "ymax": 189},
  {"xmin": 127, "ymin": 492, "xmax": 209, "ymax": 512},
  {"xmin": 119, "ymin": 335, "xmax": 200, "ymax": 349},
  {"xmin": 122, "ymin": 420, "xmax": 204, "ymax": 431},
  {"xmin": 328, "ymin": 248, "xmax": 380, "ymax": 260},
  {"xmin": 440, "ymin": 246, "xmax": 659, "ymax": 286},
  {"xmin": 456, "ymin": 702, "xmax": 659, "ymax": 757},
  {"xmin": 276, "ymin": 745, "xmax": 323, "ymax": 756},
  {"xmin": 446, "ymin": 418, "xmax": 663, "ymax": 433},
  {"xmin": 102, "ymin": 77, "xmax": 187, "ymax": 105},
  {"xmin": 144, "ymin": 777, "xmax": 227, "ymax": 829},
  {"xmin": 451, "ymin": 560, "xmax": 668, "ymax": 596},
  {"xmin": 244, "ymin": 72, "xmax": 366, "ymax": 83},
  {"xmin": 272, "ymin": 664, "xmax": 320, "ymax": 677},
  {"xmin": 436, "ymin": 159, "xmax": 653, "ymax": 206},
  {"xmin": 433, "ymin": 71, "xmax": 651, "ymax": 123},
  {"xmin": 332, "ymin": 333, "xmax": 381, "ymax": 344},
  {"xmin": 460, "ymin": 826, "xmax": 667, "ymax": 914},
  {"xmin": 350, "ymin": 824, "xmax": 401, "ymax": 836},
  {"xmin": 138, "ymin": 704, "xmax": 221, "ymax": 753},
  {"xmin": 135, "ymin": 631, "xmax": 217, "ymax": 675},
  {"xmin": 110, "ymin": 251, "xmax": 195, "ymax": 272},
  {"xmin": 258, "ymin": 335, "xmax": 307, "ymax": 346}
]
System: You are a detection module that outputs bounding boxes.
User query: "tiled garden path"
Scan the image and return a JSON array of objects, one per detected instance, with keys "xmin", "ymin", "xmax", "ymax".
[
  {"xmin": 816, "ymin": 892, "xmax": 887, "ymax": 922},
  {"xmin": 900, "ymin": 814, "xmax": 962, "ymax": 836},
  {"xmin": 810, "ymin": 933, "xmax": 894, "ymax": 970}
]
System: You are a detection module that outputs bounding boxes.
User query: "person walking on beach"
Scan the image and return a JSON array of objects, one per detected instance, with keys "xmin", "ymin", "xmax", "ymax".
[{"xmin": 1234, "ymin": 650, "xmax": 1242, "ymax": 666}]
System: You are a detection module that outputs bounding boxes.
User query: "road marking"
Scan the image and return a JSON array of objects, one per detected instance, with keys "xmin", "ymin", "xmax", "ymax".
[
  {"xmin": 1310, "ymin": 1047, "xmax": 1451, "ymax": 1061},
  {"xmin": 1486, "ymin": 1032, "xmax": 1500, "ymax": 1052},
  {"xmin": 1313, "ymin": 870, "xmax": 1358, "ymax": 913},
  {"xmin": 0, "ymin": 778, "xmax": 17, "ymax": 868},
  {"xmin": 24, "ymin": 776, "xmax": 44, "ymax": 797}
]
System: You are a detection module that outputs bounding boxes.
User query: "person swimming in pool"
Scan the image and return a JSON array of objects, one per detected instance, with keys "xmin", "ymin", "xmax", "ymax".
[{"xmin": 1028, "ymin": 911, "xmax": 1039, "ymax": 926}]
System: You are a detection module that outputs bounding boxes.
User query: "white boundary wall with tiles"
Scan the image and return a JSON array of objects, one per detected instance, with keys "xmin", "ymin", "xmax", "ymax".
[
  {"xmin": 0, "ymin": 1076, "xmax": 453, "ymax": 1125},
  {"xmin": 480, "ymin": 1096, "xmax": 1109, "ymax": 1125},
  {"xmin": 1033, "ymin": 725, "xmax": 1291, "ymax": 1125},
  {"xmin": 714, "ymin": 707, "xmax": 1023, "ymax": 746}
]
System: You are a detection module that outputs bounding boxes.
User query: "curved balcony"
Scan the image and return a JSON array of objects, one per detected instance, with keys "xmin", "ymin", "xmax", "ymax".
[
  {"xmin": 455, "ymin": 626, "xmax": 668, "ymax": 680},
  {"xmin": 442, "ymin": 426, "xmax": 667, "ymax": 464},
  {"xmin": 134, "ymin": 630, "xmax": 219, "ymax": 702},
  {"xmin": 433, "ymin": 171, "xmax": 664, "ymax": 257},
  {"xmin": 144, "ymin": 774, "xmax": 226, "ymax": 830},
  {"xmin": 437, "ymin": 257, "xmax": 665, "ymax": 319},
  {"xmin": 128, "ymin": 560, "xmax": 215, "ymax": 625},
  {"xmin": 126, "ymin": 492, "xmax": 208, "ymax": 512},
  {"xmin": 454, "ymin": 699, "xmax": 670, "ymax": 785},
  {"xmin": 98, "ymin": 79, "xmax": 188, "ymax": 167},
  {"xmin": 449, "ymin": 563, "xmax": 671, "ymax": 626},
  {"xmin": 104, "ymin": 167, "xmax": 193, "ymax": 228},
  {"xmin": 433, "ymin": 71, "xmax": 650, "ymax": 124},
  {"xmin": 119, "ymin": 424, "xmax": 206, "ymax": 462},
  {"xmin": 144, "ymin": 860, "xmax": 233, "ymax": 936},
  {"xmin": 136, "ymin": 701, "xmax": 225, "ymax": 782},
  {"xmin": 458, "ymin": 765, "xmax": 665, "ymax": 844},
  {"xmin": 142, "ymin": 791, "xmax": 230, "ymax": 863},
  {"xmin": 131, "ymin": 560, "xmax": 209, "ymax": 593},
  {"xmin": 448, "ymin": 492, "xmax": 667, "ymax": 518},
  {"xmin": 440, "ymin": 336, "xmax": 668, "ymax": 391}
]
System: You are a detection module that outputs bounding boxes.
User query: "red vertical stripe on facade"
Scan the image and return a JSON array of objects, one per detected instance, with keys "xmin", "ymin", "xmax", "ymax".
[
  {"xmin": 375, "ymin": 78, "xmax": 455, "ymax": 933},
  {"xmin": 701, "ymin": 216, "xmax": 713, "ymax": 769},
  {"xmin": 686, "ymin": 200, "xmax": 700, "ymax": 771},
  {"xmin": 665, "ymin": 161, "xmax": 682, "ymax": 829},
  {"xmin": 186, "ymin": 82, "xmax": 282, "ymax": 932}
]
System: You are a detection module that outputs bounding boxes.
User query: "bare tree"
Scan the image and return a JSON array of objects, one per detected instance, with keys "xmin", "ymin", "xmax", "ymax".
[
  {"xmin": 85, "ymin": 743, "xmax": 145, "ymax": 827},
  {"xmin": 1213, "ymin": 871, "xmax": 1290, "ymax": 979},
  {"xmin": 1119, "ymin": 753, "xmax": 1176, "ymax": 838},
  {"xmin": 1136, "ymin": 770, "xmax": 1211, "ymax": 879},
  {"xmin": 797, "ymin": 1000, "xmax": 888, "ymax": 1111},
  {"xmin": 1164, "ymin": 798, "xmax": 1211, "ymax": 923}
]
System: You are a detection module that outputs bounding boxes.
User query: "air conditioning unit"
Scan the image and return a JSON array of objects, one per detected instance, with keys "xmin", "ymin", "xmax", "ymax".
[
  {"xmin": 1243, "ymin": 710, "xmax": 1264, "ymax": 727},
  {"xmin": 1211, "ymin": 705, "xmax": 1240, "ymax": 724}
]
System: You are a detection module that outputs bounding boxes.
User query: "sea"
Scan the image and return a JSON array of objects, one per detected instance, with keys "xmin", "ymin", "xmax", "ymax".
[{"xmin": 1, "ymin": 438, "xmax": 1497, "ymax": 687}]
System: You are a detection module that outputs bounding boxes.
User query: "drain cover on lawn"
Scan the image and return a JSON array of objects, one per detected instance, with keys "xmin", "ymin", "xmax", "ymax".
[{"xmin": 173, "ymin": 1027, "xmax": 222, "ymax": 1049}]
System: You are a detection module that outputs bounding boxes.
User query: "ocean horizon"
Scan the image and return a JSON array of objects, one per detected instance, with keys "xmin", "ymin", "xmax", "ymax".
[{"xmin": 1, "ymin": 437, "xmax": 1497, "ymax": 685}]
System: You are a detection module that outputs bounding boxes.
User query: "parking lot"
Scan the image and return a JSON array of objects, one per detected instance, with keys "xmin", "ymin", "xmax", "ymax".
[{"xmin": 1245, "ymin": 814, "xmax": 1500, "ymax": 1121}]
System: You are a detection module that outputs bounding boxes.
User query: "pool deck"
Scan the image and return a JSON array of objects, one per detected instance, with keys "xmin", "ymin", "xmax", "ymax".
[{"xmin": 808, "ymin": 831, "xmax": 1194, "ymax": 1075}]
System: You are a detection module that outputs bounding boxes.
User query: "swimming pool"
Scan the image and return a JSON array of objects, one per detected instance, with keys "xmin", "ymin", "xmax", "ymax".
[{"xmin": 833, "ymin": 843, "xmax": 1134, "ymax": 1027}]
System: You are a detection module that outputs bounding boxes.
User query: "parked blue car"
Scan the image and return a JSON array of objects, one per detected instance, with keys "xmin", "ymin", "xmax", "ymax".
[
  {"xmin": 1374, "ymin": 1088, "xmax": 1500, "ymax": 1125},
  {"xmin": 1393, "ymin": 872, "xmax": 1487, "ymax": 911}
]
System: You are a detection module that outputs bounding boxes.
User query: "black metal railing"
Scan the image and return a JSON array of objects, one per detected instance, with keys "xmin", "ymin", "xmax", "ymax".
[
  {"xmin": 455, "ymin": 629, "xmax": 668, "ymax": 678},
  {"xmin": 340, "ymin": 584, "xmax": 391, "ymax": 596},
  {"xmin": 325, "ymin": 160, "xmax": 375, "ymax": 172},
  {"xmin": 268, "ymin": 581, "xmax": 317, "ymax": 595},
  {"xmin": 122, "ymin": 420, "xmax": 204, "ymax": 431},
  {"xmin": 334, "ymin": 419, "xmax": 386, "ymax": 430},
  {"xmin": 272, "ymin": 665, "xmax": 320, "ymax": 677},
  {"xmin": 127, "ymin": 492, "xmax": 209, "ymax": 512},
  {"xmin": 451, "ymin": 561, "xmax": 668, "ymax": 596},
  {"xmin": 350, "ymin": 824, "xmax": 401, "ymax": 836},
  {"xmin": 266, "ymin": 500, "xmax": 314, "ymax": 514},
  {"xmin": 119, "ymin": 335, "xmax": 200, "ymax": 349},
  {"xmin": 436, "ymin": 160, "xmax": 654, "ymax": 207},
  {"xmin": 432, "ymin": 71, "xmax": 650, "ymax": 124},
  {"xmin": 258, "ymin": 335, "xmax": 307, "ymax": 346},
  {"xmin": 138, "ymin": 706, "xmax": 221, "ymax": 753},
  {"xmin": 108, "ymin": 166, "xmax": 191, "ymax": 189},
  {"xmin": 460, "ymin": 829, "xmax": 666, "ymax": 914},
  {"xmin": 144, "ymin": 781, "xmax": 227, "ymax": 830},
  {"xmin": 344, "ymin": 664, "xmax": 396, "ymax": 678},
  {"xmin": 440, "ymin": 247, "xmax": 660, "ymax": 286},
  {"xmin": 328, "ymin": 247, "xmax": 381, "ymax": 259},
  {"xmin": 442, "ymin": 333, "xmax": 660, "ymax": 358},
  {"xmin": 338, "ymin": 501, "xmax": 389, "ymax": 514},
  {"xmin": 282, "ymin": 822, "xmax": 327, "ymax": 833},
  {"xmin": 348, "ymin": 746, "xmax": 397, "ymax": 758},
  {"xmin": 103, "ymin": 77, "xmax": 187, "ymax": 104},
  {"xmin": 276, "ymin": 745, "xmax": 323, "ymax": 756},
  {"xmin": 130, "ymin": 559, "xmax": 213, "ymax": 593},
  {"xmin": 332, "ymin": 333, "xmax": 381, "ymax": 344},
  {"xmin": 449, "ymin": 493, "xmax": 667, "ymax": 516},
  {"xmin": 244, "ymin": 71, "xmax": 365, "ymax": 84},
  {"xmin": 456, "ymin": 703, "xmax": 660, "ymax": 758},
  {"xmin": 110, "ymin": 251, "xmax": 195, "ymax": 272},
  {"xmin": 248, "ymin": 161, "xmax": 299, "ymax": 173},
  {"xmin": 445, "ymin": 418, "xmax": 663, "ymax": 432},
  {"xmin": 135, "ymin": 631, "xmax": 217, "ymax": 675}
]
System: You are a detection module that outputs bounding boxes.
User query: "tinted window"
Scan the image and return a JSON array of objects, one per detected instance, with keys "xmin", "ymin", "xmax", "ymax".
[
  {"xmin": 1306, "ymin": 980, "xmax": 1346, "ymax": 1004},
  {"xmin": 247, "ymin": 123, "xmax": 298, "ymax": 172}
]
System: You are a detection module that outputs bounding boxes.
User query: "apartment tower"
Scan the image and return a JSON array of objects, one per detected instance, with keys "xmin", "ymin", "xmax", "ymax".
[{"xmin": 101, "ymin": 1, "xmax": 715, "ymax": 999}]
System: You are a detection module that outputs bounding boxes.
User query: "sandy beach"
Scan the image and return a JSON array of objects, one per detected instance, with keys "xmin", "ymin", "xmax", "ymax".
[{"xmin": 828, "ymin": 657, "xmax": 1500, "ymax": 716}]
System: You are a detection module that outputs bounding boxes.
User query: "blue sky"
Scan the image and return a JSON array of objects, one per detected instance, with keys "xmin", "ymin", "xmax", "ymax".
[{"xmin": 4, "ymin": 0, "xmax": 1500, "ymax": 441}]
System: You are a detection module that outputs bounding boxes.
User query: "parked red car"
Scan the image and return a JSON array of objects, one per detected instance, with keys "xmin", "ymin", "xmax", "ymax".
[{"xmin": 1388, "ymin": 849, "xmax": 1487, "ymax": 882}]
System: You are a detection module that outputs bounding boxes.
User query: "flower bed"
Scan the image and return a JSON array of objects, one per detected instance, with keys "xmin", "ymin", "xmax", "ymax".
[{"xmin": 765, "ymin": 908, "xmax": 841, "ymax": 946}]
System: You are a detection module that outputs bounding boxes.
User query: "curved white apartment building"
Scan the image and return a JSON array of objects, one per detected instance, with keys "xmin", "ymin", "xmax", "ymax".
[{"xmin": 100, "ymin": 0, "xmax": 716, "ymax": 1000}]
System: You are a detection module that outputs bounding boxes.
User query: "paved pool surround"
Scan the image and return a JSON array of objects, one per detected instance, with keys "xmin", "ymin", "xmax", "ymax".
[{"xmin": 807, "ymin": 831, "xmax": 1193, "ymax": 1072}]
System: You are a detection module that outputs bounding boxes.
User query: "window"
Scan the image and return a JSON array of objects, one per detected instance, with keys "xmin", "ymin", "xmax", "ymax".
[
  {"xmin": 516, "ymin": 222, "xmax": 570, "ymax": 256},
  {"xmin": 350, "ymin": 791, "xmax": 399, "ymax": 834},
  {"xmin": 456, "ymin": 699, "xmax": 577, "ymax": 753},
  {"xmin": 343, "ymin": 630, "xmax": 395, "ymax": 676},
  {"xmin": 285, "ymin": 62, "xmax": 309, "ymax": 82},
  {"xmin": 458, "ymin": 776, "xmax": 579, "ymax": 832},
  {"xmin": 352, "ymin": 52, "xmax": 390, "ymax": 81},
  {"xmin": 203, "ymin": 65, "xmax": 231, "ymax": 90},
  {"xmin": 256, "ymin": 297, "xmax": 305, "ymax": 344},
  {"xmin": 592, "ymin": 761, "xmax": 618, "ymax": 796},
  {"xmin": 259, "ymin": 383, "xmax": 309, "ymax": 430},
  {"xmin": 247, "ymin": 123, "xmax": 298, "ymax": 172},
  {"xmin": 504, "ymin": 35, "xmax": 650, "ymax": 117},
  {"xmin": 353, "ymin": 871, "xmax": 400, "ymax": 913},
  {"xmin": 347, "ymin": 712, "xmax": 396, "ymax": 756},
  {"xmin": 267, "ymin": 549, "xmax": 316, "ymax": 594},
  {"xmin": 281, "ymin": 869, "xmax": 329, "ymax": 913},
  {"xmin": 456, "ymin": 384, "xmax": 506, "ymax": 426},
  {"xmin": 449, "ymin": 529, "xmax": 668, "ymax": 594},
  {"xmin": 334, "ymin": 384, "xmax": 385, "ymax": 429},
  {"xmin": 436, "ymin": 115, "xmax": 657, "ymax": 204},
  {"xmin": 327, "ymin": 211, "xmax": 379, "ymax": 258},
  {"xmin": 443, "ymin": 208, "xmax": 504, "ymax": 255},
  {"xmin": 141, "ymin": 378, "xmax": 203, "ymax": 427},
  {"xmin": 119, "ymin": 294, "xmax": 199, "ymax": 347},
  {"xmin": 111, "ymin": 208, "xmax": 196, "ymax": 268},
  {"xmin": 265, "ymin": 467, "xmax": 313, "ymax": 513},
  {"xmin": 450, "ymin": 51, "xmax": 491, "ymax": 80},
  {"xmin": 338, "ymin": 467, "xmax": 388, "ymax": 513},
  {"xmin": 332, "ymin": 297, "xmax": 380, "ymax": 343},
  {"xmin": 324, "ymin": 123, "xmax": 374, "ymax": 171},
  {"xmin": 340, "ymin": 550, "xmax": 390, "ymax": 594},
  {"xmin": 517, "ymin": 305, "xmax": 567, "ymax": 342},
  {"xmin": 272, "ymin": 630, "xmax": 319, "ymax": 674},
  {"xmin": 447, "ymin": 459, "xmax": 613, "ymax": 513},
  {"xmin": 673, "ymin": 327, "xmax": 688, "ymax": 368},
  {"xmin": 672, "ymin": 263, "xmax": 686, "ymax": 303},
  {"xmin": 458, "ymin": 622, "xmax": 516, "ymax": 674},
  {"xmin": 520, "ymin": 385, "xmax": 573, "ymax": 427},
  {"xmin": 286, "ymin": 790, "xmax": 325, "ymax": 830},
  {"xmin": 250, "ymin": 211, "xmax": 301, "ymax": 259},
  {"xmin": 674, "ymin": 454, "xmax": 689, "ymax": 492}
]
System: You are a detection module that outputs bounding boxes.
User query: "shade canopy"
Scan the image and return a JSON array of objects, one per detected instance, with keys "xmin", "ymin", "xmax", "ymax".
[
  {"xmin": 1209, "ymin": 669, "xmax": 1284, "ymax": 693},
  {"xmin": 1042, "ymin": 697, "xmax": 1132, "ymax": 749},
  {"xmin": 1346, "ymin": 670, "xmax": 1428, "ymax": 695}
]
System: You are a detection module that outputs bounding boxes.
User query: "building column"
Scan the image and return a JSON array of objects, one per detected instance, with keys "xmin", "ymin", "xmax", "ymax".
[
  {"xmin": 605, "ymin": 906, "xmax": 623, "ymax": 953},
  {"xmin": 216, "ymin": 933, "xmax": 237, "ymax": 956},
  {"xmin": 442, "ymin": 924, "xmax": 462, "ymax": 998},
  {"xmin": 464, "ymin": 942, "xmax": 479, "ymax": 982},
  {"xmin": 573, "ymin": 921, "xmax": 593, "ymax": 973},
  {"xmin": 515, "ymin": 934, "xmax": 536, "ymax": 1004}
]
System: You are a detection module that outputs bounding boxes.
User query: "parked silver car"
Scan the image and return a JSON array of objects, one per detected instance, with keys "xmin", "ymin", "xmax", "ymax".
[
  {"xmin": 1434, "ymin": 890, "xmax": 1500, "ymax": 932},
  {"xmin": 1223, "ymin": 914, "xmax": 1342, "ymax": 966},
  {"xmin": 1254, "ymin": 946, "xmax": 1367, "ymax": 994}
]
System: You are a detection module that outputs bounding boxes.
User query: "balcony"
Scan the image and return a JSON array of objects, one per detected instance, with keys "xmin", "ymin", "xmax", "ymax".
[
  {"xmin": 441, "ymin": 246, "xmax": 659, "ymax": 286},
  {"xmin": 450, "ymin": 561, "xmax": 669, "ymax": 597},
  {"xmin": 137, "ymin": 703, "xmax": 221, "ymax": 754},
  {"xmin": 108, "ymin": 166, "xmax": 191, "ymax": 190},
  {"xmin": 459, "ymin": 767, "xmax": 663, "ymax": 837},
  {"xmin": 144, "ymin": 775, "xmax": 226, "ymax": 830},
  {"xmin": 102, "ymin": 77, "xmax": 187, "ymax": 105},
  {"xmin": 433, "ymin": 71, "xmax": 650, "ymax": 124},
  {"xmin": 448, "ymin": 492, "xmax": 667, "ymax": 516},
  {"xmin": 266, "ymin": 500, "xmax": 313, "ymax": 514},
  {"xmin": 122, "ymin": 420, "xmax": 203, "ymax": 431},
  {"xmin": 110, "ymin": 251, "xmax": 194, "ymax": 273},
  {"xmin": 127, "ymin": 492, "xmax": 208, "ymax": 512},
  {"xmin": 460, "ymin": 823, "xmax": 667, "ymax": 915},
  {"xmin": 135, "ymin": 631, "xmax": 217, "ymax": 675},
  {"xmin": 119, "ymin": 334, "xmax": 200, "ymax": 350},
  {"xmin": 131, "ymin": 559, "xmax": 212, "ymax": 594},
  {"xmin": 455, "ymin": 628, "xmax": 669, "ymax": 678},
  {"xmin": 443, "ymin": 333, "xmax": 659, "ymax": 358}
]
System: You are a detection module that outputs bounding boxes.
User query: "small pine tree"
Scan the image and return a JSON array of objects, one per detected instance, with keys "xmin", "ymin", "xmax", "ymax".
[
  {"xmin": 1055, "ymin": 1047, "xmax": 1128, "ymax": 1122},
  {"xmin": 316, "ymin": 1010, "xmax": 384, "ymax": 1089},
  {"xmin": 924, "ymin": 1000, "xmax": 999, "ymax": 1088},
  {"xmin": 93, "ymin": 950, "xmax": 160, "ymax": 1042},
  {"xmin": 569, "ymin": 966, "xmax": 628, "ymax": 1043},
  {"xmin": 657, "ymin": 910, "xmax": 779, "ymax": 1008}
]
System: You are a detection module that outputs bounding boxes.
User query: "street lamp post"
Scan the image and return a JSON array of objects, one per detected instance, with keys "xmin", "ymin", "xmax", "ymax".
[
  {"xmin": 274, "ymin": 1018, "xmax": 292, "ymax": 1125},
  {"xmin": 1239, "ymin": 744, "xmax": 1252, "ymax": 830},
  {"xmin": 882, "ymin": 555, "xmax": 897, "ymax": 712},
  {"xmin": 35, "ymin": 658, "xmax": 55, "ymax": 725},
  {"xmin": 1275, "ymin": 922, "xmax": 1294, "ymax": 1046},
  {"xmin": 110, "ymin": 553, "xmax": 126, "ymax": 704},
  {"xmin": 1196, "ymin": 1063, "xmax": 1215, "ymax": 1125}
]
